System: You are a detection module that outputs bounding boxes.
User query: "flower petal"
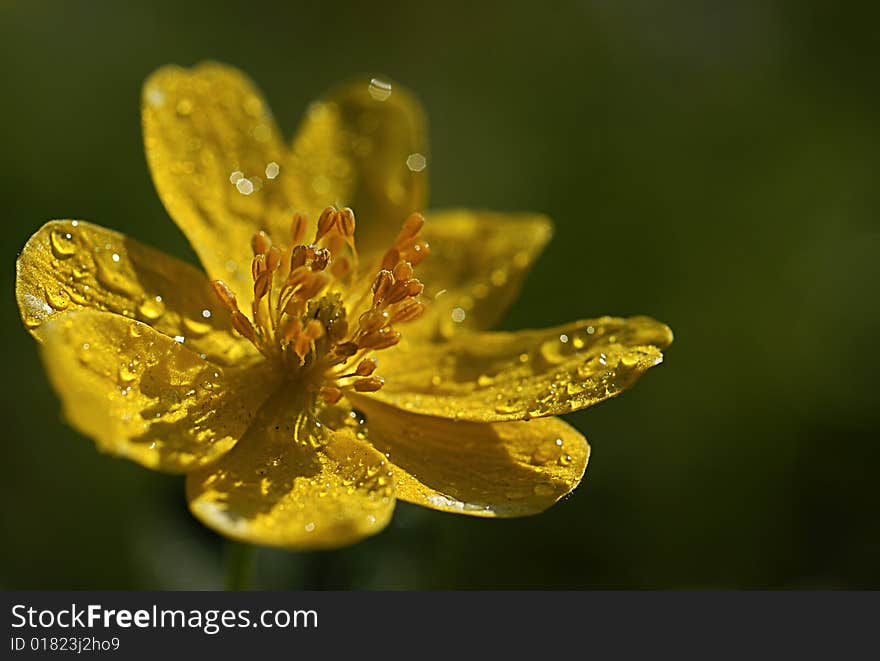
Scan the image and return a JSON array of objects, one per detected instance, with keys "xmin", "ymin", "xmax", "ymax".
[
  {"xmin": 186, "ymin": 389, "xmax": 396, "ymax": 549},
  {"xmin": 142, "ymin": 62, "xmax": 295, "ymax": 302},
  {"xmin": 351, "ymin": 397, "xmax": 589, "ymax": 517},
  {"xmin": 290, "ymin": 77, "xmax": 428, "ymax": 256},
  {"xmin": 374, "ymin": 316, "xmax": 673, "ymax": 422},
  {"xmin": 39, "ymin": 310, "xmax": 278, "ymax": 473},
  {"xmin": 16, "ymin": 220, "xmax": 256, "ymax": 366},
  {"xmin": 413, "ymin": 210, "xmax": 554, "ymax": 340}
]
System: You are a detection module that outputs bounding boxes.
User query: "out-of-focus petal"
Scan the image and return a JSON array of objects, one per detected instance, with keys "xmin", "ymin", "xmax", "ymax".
[
  {"xmin": 411, "ymin": 209, "xmax": 553, "ymax": 340},
  {"xmin": 142, "ymin": 62, "xmax": 295, "ymax": 303},
  {"xmin": 290, "ymin": 77, "xmax": 428, "ymax": 256}
]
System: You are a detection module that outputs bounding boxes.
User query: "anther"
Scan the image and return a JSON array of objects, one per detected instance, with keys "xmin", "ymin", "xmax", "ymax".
[
  {"xmin": 290, "ymin": 212, "xmax": 308, "ymax": 245},
  {"xmin": 355, "ymin": 357, "xmax": 378, "ymax": 376},
  {"xmin": 253, "ymin": 270, "xmax": 272, "ymax": 301},
  {"xmin": 371, "ymin": 270, "xmax": 394, "ymax": 305},
  {"xmin": 338, "ymin": 207, "xmax": 356, "ymax": 237},
  {"xmin": 231, "ymin": 311, "xmax": 258, "ymax": 344},
  {"xmin": 392, "ymin": 261, "xmax": 414, "ymax": 282},
  {"xmin": 211, "ymin": 280, "xmax": 238, "ymax": 310},
  {"xmin": 315, "ymin": 206, "xmax": 336, "ymax": 242},
  {"xmin": 381, "ymin": 248, "xmax": 400, "ymax": 272},
  {"xmin": 390, "ymin": 301, "xmax": 425, "ymax": 324},
  {"xmin": 394, "ymin": 213, "xmax": 425, "ymax": 249},
  {"xmin": 358, "ymin": 328, "xmax": 401, "ymax": 351},
  {"xmin": 354, "ymin": 376, "xmax": 385, "ymax": 392},
  {"xmin": 405, "ymin": 279, "xmax": 424, "ymax": 297},
  {"xmin": 251, "ymin": 231, "xmax": 272, "ymax": 255},
  {"xmin": 384, "ymin": 281, "xmax": 411, "ymax": 305},
  {"xmin": 266, "ymin": 246, "xmax": 281, "ymax": 272},
  {"xmin": 320, "ymin": 385, "xmax": 343, "ymax": 404},
  {"xmin": 290, "ymin": 245, "xmax": 309, "ymax": 270},
  {"xmin": 358, "ymin": 308, "xmax": 390, "ymax": 333},
  {"xmin": 335, "ymin": 342, "xmax": 359, "ymax": 357}
]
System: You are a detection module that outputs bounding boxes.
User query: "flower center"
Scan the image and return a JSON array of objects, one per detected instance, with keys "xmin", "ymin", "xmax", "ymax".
[{"xmin": 211, "ymin": 207, "xmax": 429, "ymax": 402}]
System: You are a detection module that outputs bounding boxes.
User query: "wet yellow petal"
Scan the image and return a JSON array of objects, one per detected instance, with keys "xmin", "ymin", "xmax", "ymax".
[
  {"xmin": 39, "ymin": 310, "xmax": 278, "ymax": 473},
  {"xmin": 351, "ymin": 397, "xmax": 589, "ymax": 517},
  {"xmin": 16, "ymin": 220, "xmax": 256, "ymax": 366},
  {"xmin": 187, "ymin": 389, "xmax": 396, "ymax": 549},
  {"xmin": 142, "ymin": 62, "xmax": 295, "ymax": 303},
  {"xmin": 375, "ymin": 316, "xmax": 673, "ymax": 422},
  {"xmin": 413, "ymin": 210, "xmax": 554, "ymax": 340},
  {"xmin": 290, "ymin": 77, "xmax": 427, "ymax": 256}
]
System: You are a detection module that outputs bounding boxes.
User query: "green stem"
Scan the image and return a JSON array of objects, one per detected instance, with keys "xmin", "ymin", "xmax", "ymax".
[{"xmin": 225, "ymin": 541, "xmax": 256, "ymax": 591}]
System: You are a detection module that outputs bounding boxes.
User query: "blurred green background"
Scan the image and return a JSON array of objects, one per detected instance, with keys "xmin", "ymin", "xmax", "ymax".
[{"xmin": 1, "ymin": 0, "xmax": 878, "ymax": 589}]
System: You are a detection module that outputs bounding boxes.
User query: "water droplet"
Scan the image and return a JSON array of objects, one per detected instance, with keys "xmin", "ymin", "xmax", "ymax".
[
  {"xmin": 555, "ymin": 438, "xmax": 564, "ymax": 447},
  {"xmin": 368, "ymin": 78, "xmax": 392, "ymax": 101},
  {"xmin": 138, "ymin": 295, "xmax": 166, "ymax": 321},
  {"xmin": 558, "ymin": 454, "xmax": 573, "ymax": 466},
  {"xmin": 173, "ymin": 335, "xmax": 185, "ymax": 343},
  {"xmin": 406, "ymin": 153, "xmax": 427, "ymax": 172},
  {"xmin": 477, "ymin": 374, "xmax": 494, "ymax": 387},
  {"xmin": 43, "ymin": 285, "xmax": 70, "ymax": 310},
  {"xmin": 50, "ymin": 230, "xmax": 76, "ymax": 258},
  {"xmin": 304, "ymin": 522, "xmax": 316, "ymax": 532},
  {"xmin": 229, "ymin": 170, "xmax": 244, "ymax": 184},
  {"xmin": 265, "ymin": 161, "xmax": 280, "ymax": 179},
  {"xmin": 559, "ymin": 334, "xmax": 569, "ymax": 344},
  {"xmin": 117, "ymin": 362, "xmax": 138, "ymax": 384},
  {"xmin": 451, "ymin": 307, "xmax": 466, "ymax": 323},
  {"xmin": 235, "ymin": 178, "xmax": 254, "ymax": 195},
  {"xmin": 111, "ymin": 253, "xmax": 120, "ymax": 263},
  {"xmin": 586, "ymin": 326, "xmax": 596, "ymax": 335},
  {"xmin": 348, "ymin": 409, "xmax": 368, "ymax": 425},
  {"xmin": 201, "ymin": 309, "xmax": 212, "ymax": 319}
]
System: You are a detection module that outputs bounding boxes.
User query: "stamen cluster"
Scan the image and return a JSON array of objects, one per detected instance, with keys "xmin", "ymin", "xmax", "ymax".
[{"xmin": 210, "ymin": 206, "xmax": 429, "ymax": 403}]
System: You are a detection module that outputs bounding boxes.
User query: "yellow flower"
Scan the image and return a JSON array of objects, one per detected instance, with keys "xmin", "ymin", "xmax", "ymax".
[{"xmin": 15, "ymin": 62, "xmax": 673, "ymax": 550}]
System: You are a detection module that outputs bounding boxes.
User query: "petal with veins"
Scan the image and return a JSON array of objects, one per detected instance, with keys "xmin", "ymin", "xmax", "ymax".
[
  {"xmin": 373, "ymin": 316, "xmax": 673, "ymax": 422},
  {"xmin": 39, "ymin": 311, "xmax": 278, "ymax": 473},
  {"xmin": 351, "ymin": 396, "xmax": 589, "ymax": 517},
  {"xmin": 16, "ymin": 220, "xmax": 257, "ymax": 366},
  {"xmin": 187, "ymin": 388, "xmax": 395, "ymax": 550}
]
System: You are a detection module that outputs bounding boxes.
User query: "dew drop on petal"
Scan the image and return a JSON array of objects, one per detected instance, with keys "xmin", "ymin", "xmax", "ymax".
[
  {"xmin": 50, "ymin": 230, "xmax": 77, "ymax": 258},
  {"xmin": 451, "ymin": 307, "xmax": 466, "ymax": 323},
  {"xmin": 138, "ymin": 295, "xmax": 166, "ymax": 321},
  {"xmin": 368, "ymin": 78, "xmax": 392, "ymax": 101},
  {"xmin": 236, "ymin": 178, "xmax": 254, "ymax": 195},
  {"xmin": 406, "ymin": 153, "xmax": 427, "ymax": 172},
  {"xmin": 265, "ymin": 161, "xmax": 280, "ymax": 179}
]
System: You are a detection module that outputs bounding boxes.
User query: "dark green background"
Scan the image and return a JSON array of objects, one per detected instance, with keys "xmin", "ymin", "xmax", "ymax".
[{"xmin": 2, "ymin": 0, "xmax": 877, "ymax": 589}]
